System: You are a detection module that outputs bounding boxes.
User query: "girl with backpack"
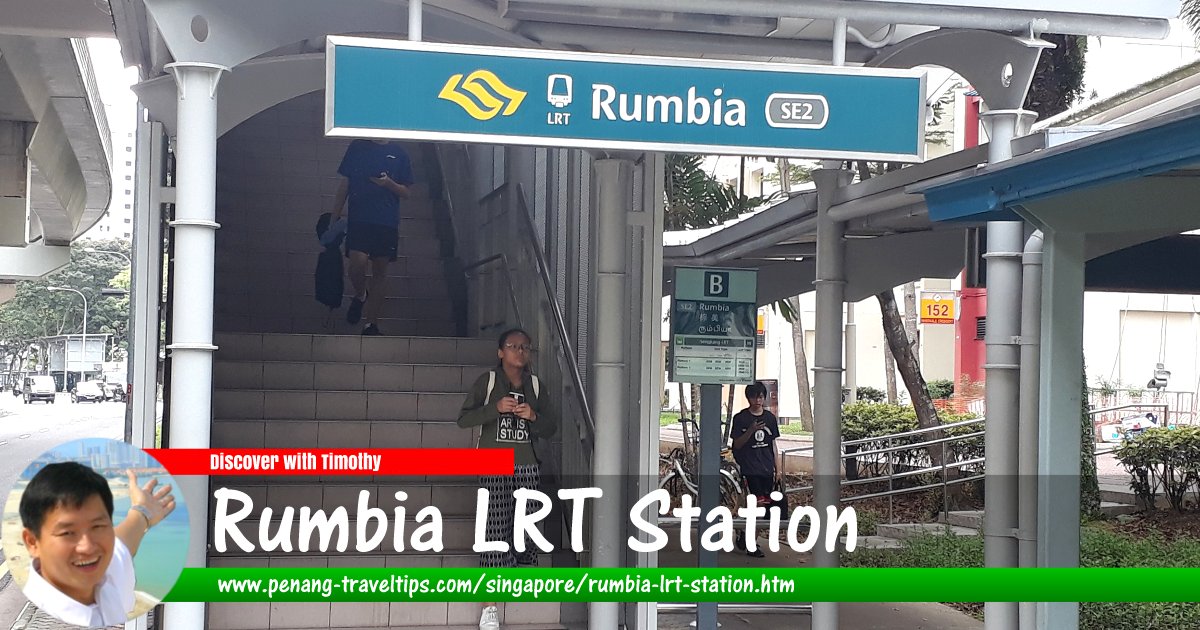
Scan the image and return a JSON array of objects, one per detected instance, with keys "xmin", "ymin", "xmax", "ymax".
[{"xmin": 456, "ymin": 328, "xmax": 558, "ymax": 630}]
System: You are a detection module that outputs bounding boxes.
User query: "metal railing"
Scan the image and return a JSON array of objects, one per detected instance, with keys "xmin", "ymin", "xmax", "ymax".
[
  {"xmin": 779, "ymin": 417, "xmax": 986, "ymax": 524},
  {"xmin": 512, "ymin": 185, "xmax": 596, "ymax": 444},
  {"xmin": 455, "ymin": 182, "xmax": 595, "ymax": 450}
]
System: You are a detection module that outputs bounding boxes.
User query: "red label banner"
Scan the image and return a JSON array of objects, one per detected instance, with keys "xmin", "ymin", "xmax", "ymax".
[{"xmin": 145, "ymin": 448, "xmax": 514, "ymax": 476}]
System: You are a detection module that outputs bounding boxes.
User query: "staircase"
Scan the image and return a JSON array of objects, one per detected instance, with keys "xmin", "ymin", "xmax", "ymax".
[
  {"xmin": 205, "ymin": 95, "xmax": 560, "ymax": 629},
  {"xmin": 208, "ymin": 333, "xmax": 560, "ymax": 629}
]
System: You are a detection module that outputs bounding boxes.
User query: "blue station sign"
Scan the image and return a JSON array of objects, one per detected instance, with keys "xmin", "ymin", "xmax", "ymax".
[{"xmin": 326, "ymin": 37, "xmax": 927, "ymax": 162}]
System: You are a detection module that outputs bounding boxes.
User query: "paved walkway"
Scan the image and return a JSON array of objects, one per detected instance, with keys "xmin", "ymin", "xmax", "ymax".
[
  {"xmin": 656, "ymin": 536, "xmax": 981, "ymax": 630},
  {"xmin": 659, "ymin": 603, "xmax": 982, "ymax": 630}
]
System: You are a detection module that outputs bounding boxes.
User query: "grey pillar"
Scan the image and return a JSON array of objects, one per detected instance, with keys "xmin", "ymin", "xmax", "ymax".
[
  {"xmin": 1018, "ymin": 231, "xmax": 1043, "ymax": 629},
  {"xmin": 981, "ymin": 109, "xmax": 1034, "ymax": 630},
  {"xmin": 811, "ymin": 166, "xmax": 851, "ymax": 630},
  {"xmin": 1036, "ymin": 229, "xmax": 1085, "ymax": 630},
  {"xmin": 126, "ymin": 118, "xmax": 166, "ymax": 449},
  {"xmin": 590, "ymin": 158, "xmax": 631, "ymax": 630},
  {"xmin": 163, "ymin": 61, "xmax": 226, "ymax": 630},
  {"xmin": 696, "ymin": 383, "xmax": 723, "ymax": 630}
]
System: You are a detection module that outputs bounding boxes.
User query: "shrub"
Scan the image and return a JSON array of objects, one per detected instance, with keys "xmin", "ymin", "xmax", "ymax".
[
  {"xmin": 1079, "ymin": 527, "xmax": 1200, "ymax": 629},
  {"xmin": 840, "ymin": 403, "xmax": 981, "ymax": 478},
  {"xmin": 927, "ymin": 379, "xmax": 955, "ymax": 400},
  {"xmin": 855, "ymin": 386, "xmax": 887, "ymax": 403},
  {"xmin": 1114, "ymin": 426, "xmax": 1200, "ymax": 512},
  {"xmin": 843, "ymin": 527, "xmax": 1200, "ymax": 629}
]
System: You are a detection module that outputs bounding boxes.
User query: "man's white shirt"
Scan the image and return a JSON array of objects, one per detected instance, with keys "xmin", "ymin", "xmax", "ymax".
[{"xmin": 23, "ymin": 538, "xmax": 136, "ymax": 627}]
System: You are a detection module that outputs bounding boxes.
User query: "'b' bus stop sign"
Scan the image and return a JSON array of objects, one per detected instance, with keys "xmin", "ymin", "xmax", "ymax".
[
  {"xmin": 327, "ymin": 37, "xmax": 927, "ymax": 162},
  {"xmin": 671, "ymin": 267, "xmax": 757, "ymax": 385}
]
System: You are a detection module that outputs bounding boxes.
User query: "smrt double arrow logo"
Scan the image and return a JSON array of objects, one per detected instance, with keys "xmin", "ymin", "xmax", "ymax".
[{"xmin": 438, "ymin": 70, "xmax": 526, "ymax": 121}]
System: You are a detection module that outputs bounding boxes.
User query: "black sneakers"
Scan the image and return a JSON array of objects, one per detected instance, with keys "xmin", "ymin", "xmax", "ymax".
[
  {"xmin": 361, "ymin": 323, "xmax": 381, "ymax": 336},
  {"xmin": 347, "ymin": 293, "xmax": 366, "ymax": 324}
]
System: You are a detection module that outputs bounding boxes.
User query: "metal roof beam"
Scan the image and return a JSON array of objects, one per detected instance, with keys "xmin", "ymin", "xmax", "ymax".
[
  {"xmin": 512, "ymin": 0, "xmax": 1170, "ymax": 38},
  {"xmin": 518, "ymin": 21, "xmax": 873, "ymax": 63}
]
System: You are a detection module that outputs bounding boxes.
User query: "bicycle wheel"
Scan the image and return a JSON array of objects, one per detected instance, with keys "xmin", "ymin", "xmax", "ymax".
[
  {"xmin": 660, "ymin": 472, "xmax": 695, "ymax": 509},
  {"xmin": 720, "ymin": 470, "xmax": 745, "ymax": 512}
]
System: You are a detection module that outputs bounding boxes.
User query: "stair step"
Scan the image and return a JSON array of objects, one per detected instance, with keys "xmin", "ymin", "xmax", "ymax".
[
  {"xmin": 213, "ymin": 390, "xmax": 468, "ymax": 421},
  {"xmin": 214, "ymin": 361, "xmax": 489, "ymax": 392},
  {"xmin": 218, "ymin": 233, "xmax": 444, "ymax": 258},
  {"xmin": 218, "ymin": 273, "xmax": 452, "ymax": 300},
  {"xmin": 211, "ymin": 419, "xmax": 476, "ymax": 450},
  {"xmin": 1099, "ymin": 487, "xmax": 1169, "ymax": 508},
  {"xmin": 875, "ymin": 523, "xmax": 978, "ymax": 540},
  {"xmin": 214, "ymin": 333, "xmax": 496, "ymax": 364},
  {"xmin": 217, "ymin": 253, "xmax": 449, "ymax": 277},
  {"xmin": 208, "ymin": 481, "xmax": 482, "ymax": 518},
  {"xmin": 940, "ymin": 510, "xmax": 983, "ymax": 530},
  {"xmin": 208, "ymin": 586, "xmax": 560, "ymax": 630},
  {"xmin": 208, "ymin": 516, "xmax": 483, "ymax": 556},
  {"xmin": 218, "ymin": 294, "xmax": 456, "ymax": 320},
  {"xmin": 1099, "ymin": 501, "xmax": 1140, "ymax": 517},
  {"xmin": 216, "ymin": 316, "xmax": 461, "ymax": 338},
  {"xmin": 842, "ymin": 535, "xmax": 904, "ymax": 550}
]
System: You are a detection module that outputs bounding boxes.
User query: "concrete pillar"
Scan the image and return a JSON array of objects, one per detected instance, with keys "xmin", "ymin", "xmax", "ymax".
[
  {"xmin": 590, "ymin": 158, "xmax": 631, "ymax": 630},
  {"xmin": 162, "ymin": 61, "xmax": 226, "ymax": 630},
  {"xmin": 126, "ymin": 119, "xmax": 166, "ymax": 449},
  {"xmin": 1036, "ymin": 229, "xmax": 1085, "ymax": 630},
  {"xmin": 811, "ymin": 166, "xmax": 851, "ymax": 630}
]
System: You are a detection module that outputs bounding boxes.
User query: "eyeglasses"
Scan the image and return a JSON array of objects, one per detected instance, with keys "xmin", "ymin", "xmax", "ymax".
[{"xmin": 503, "ymin": 343, "xmax": 535, "ymax": 352}]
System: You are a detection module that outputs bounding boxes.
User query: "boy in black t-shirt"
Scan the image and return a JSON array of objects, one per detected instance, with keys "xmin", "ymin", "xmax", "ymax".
[{"xmin": 730, "ymin": 381, "xmax": 783, "ymax": 557}]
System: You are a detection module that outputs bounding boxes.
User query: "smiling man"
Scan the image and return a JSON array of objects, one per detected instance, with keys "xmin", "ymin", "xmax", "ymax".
[{"xmin": 18, "ymin": 462, "xmax": 176, "ymax": 626}]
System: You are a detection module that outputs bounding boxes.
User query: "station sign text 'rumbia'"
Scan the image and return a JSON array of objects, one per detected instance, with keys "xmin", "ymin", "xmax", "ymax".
[{"xmin": 326, "ymin": 37, "xmax": 927, "ymax": 162}]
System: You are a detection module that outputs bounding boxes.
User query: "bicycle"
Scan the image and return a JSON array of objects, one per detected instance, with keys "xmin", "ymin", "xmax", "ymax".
[{"xmin": 659, "ymin": 417, "xmax": 745, "ymax": 511}]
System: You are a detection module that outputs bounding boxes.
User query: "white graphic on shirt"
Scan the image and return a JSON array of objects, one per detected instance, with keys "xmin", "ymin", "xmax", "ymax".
[{"xmin": 497, "ymin": 414, "xmax": 529, "ymax": 443}]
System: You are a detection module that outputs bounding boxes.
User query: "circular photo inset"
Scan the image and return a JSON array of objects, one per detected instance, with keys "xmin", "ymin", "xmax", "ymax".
[{"xmin": 1, "ymin": 438, "xmax": 189, "ymax": 627}]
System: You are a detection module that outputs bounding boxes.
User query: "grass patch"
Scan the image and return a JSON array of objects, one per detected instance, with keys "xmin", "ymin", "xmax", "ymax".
[
  {"xmin": 778, "ymin": 423, "xmax": 812, "ymax": 436},
  {"xmin": 660, "ymin": 411, "xmax": 682, "ymax": 426},
  {"xmin": 840, "ymin": 524, "xmax": 1200, "ymax": 628}
]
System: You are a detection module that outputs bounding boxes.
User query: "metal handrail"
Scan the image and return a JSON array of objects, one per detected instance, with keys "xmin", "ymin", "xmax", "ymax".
[
  {"xmin": 778, "ymin": 418, "xmax": 984, "ymax": 459},
  {"xmin": 511, "ymin": 184, "xmax": 597, "ymax": 443},
  {"xmin": 1088, "ymin": 403, "xmax": 1169, "ymax": 417},
  {"xmin": 765, "ymin": 416, "xmax": 987, "ymax": 524},
  {"xmin": 844, "ymin": 416, "xmax": 984, "ymax": 446},
  {"xmin": 837, "ymin": 430, "xmax": 985, "ymax": 460},
  {"xmin": 461, "ymin": 253, "xmax": 524, "ymax": 328}
]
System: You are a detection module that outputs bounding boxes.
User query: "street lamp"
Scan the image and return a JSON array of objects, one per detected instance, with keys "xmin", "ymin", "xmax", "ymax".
[
  {"xmin": 47, "ymin": 286, "xmax": 88, "ymax": 388},
  {"xmin": 83, "ymin": 247, "xmax": 131, "ymax": 265}
]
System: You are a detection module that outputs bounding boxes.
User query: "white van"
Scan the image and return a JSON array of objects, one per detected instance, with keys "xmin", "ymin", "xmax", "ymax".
[{"xmin": 23, "ymin": 375, "xmax": 56, "ymax": 404}]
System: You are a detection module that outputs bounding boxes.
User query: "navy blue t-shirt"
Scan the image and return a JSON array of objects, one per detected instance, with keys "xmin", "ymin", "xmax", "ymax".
[
  {"xmin": 337, "ymin": 139, "xmax": 414, "ymax": 228},
  {"xmin": 731, "ymin": 408, "xmax": 779, "ymax": 476}
]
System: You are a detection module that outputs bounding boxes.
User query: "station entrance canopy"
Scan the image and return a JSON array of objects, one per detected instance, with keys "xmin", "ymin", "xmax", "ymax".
[{"xmin": 326, "ymin": 37, "xmax": 927, "ymax": 162}]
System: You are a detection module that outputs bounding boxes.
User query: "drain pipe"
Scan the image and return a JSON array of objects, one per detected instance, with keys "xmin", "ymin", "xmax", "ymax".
[
  {"xmin": 981, "ymin": 108, "xmax": 1035, "ymax": 630},
  {"xmin": 845, "ymin": 303, "xmax": 857, "ymax": 403},
  {"xmin": 1018, "ymin": 231, "xmax": 1043, "ymax": 629}
]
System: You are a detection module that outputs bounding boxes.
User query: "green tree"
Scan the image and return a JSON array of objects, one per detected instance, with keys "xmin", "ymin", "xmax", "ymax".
[
  {"xmin": 0, "ymin": 238, "xmax": 131, "ymax": 370},
  {"xmin": 1187, "ymin": 1, "xmax": 1200, "ymax": 42},
  {"xmin": 664, "ymin": 153, "xmax": 777, "ymax": 230},
  {"xmin": 1025, "ymin": 34, "xmax": 1088, "ymax": 119}
]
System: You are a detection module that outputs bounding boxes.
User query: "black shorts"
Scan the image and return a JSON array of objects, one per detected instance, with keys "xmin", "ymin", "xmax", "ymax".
[{"xmin": 345, "ymin": 222, "xmax": 399, "ymax": 261}]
